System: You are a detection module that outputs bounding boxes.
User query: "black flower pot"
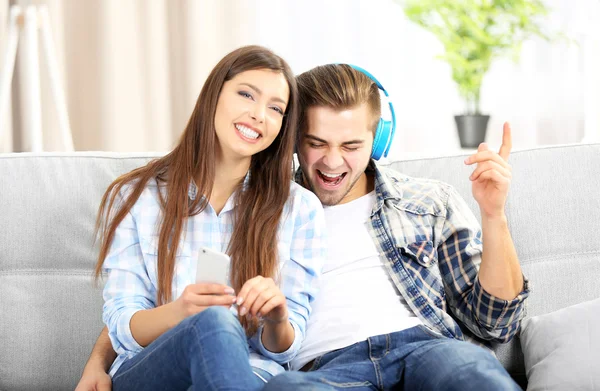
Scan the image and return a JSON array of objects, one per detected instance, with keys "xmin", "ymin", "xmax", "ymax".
[{"xmin": 454, "ymin": 114, "xmax": 490, "ymax": 149}]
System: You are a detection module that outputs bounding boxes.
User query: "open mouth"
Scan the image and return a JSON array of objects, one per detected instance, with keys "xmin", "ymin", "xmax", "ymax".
[
  {"xmin": 317, "ymin": 170, "xmax": 347, "ymax": 187},
  {"xmin": 235, "ymin": 124, "xmax": 262, "ymax": 142}
]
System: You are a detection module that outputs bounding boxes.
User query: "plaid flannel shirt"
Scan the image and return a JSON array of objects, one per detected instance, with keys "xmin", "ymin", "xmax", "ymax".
[{"xmin": 296, "ymin": 161, "xmax": 529, "ymax": 346}]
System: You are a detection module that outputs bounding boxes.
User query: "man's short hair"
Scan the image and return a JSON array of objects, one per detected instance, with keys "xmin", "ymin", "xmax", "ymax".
[{"xmin": 296, "ymin": 64, "xmax": 382, "ymax": 135}]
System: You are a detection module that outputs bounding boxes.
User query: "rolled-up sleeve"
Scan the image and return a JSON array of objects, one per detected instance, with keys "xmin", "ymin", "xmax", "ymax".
[
  {"xmin": 471, "ymin": 274, "xmax": 530, "ymax": 336},
  {"xmin": 249, "ymin": 190, "xmax": 326, "ymax": 364},
  {"xmin": 102, "ymin": 202, "xmax": 156, "ymax": 355}
]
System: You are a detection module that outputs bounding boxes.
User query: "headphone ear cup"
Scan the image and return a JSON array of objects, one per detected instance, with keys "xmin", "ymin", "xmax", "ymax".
[
  {"xmin": 379, "ymin": 119, "xmax": 392, "ymax": 157},
  {"xmin": 346, "ymin": 64, "xmax": 396, "ymax": 159},
  {"xmin": 371, "ymin": 119, "xmax": 385, "ymax": 160}
]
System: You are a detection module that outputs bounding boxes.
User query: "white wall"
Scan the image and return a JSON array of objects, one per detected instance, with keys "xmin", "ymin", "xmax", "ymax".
[
  {"xmin": 1, "ymin": 0, "xmax": 598, "ymax": 154},
  {"xmin": 238, "ymin": 0, "xmax": 600, "ymax": 159}
]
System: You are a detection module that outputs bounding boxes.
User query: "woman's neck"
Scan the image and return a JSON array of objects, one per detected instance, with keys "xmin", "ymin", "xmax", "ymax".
[{"xmin": 209, "ymin": 156, "xmax": 251, "ymax": 215}]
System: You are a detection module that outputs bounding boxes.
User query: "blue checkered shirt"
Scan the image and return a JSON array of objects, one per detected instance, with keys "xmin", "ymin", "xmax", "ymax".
[
  {"xmin": 296, "ymin": 161, "xmax": 529, "ymax": 347},
  {"xmin": 103, "ymin": 179, "xmax": 326, "ymax": 377}
]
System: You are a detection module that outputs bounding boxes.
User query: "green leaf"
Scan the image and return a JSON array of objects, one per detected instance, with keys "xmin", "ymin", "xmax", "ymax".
[{"xmin": 396, "ymin": 0, "xmax": 566, "ymax": 113}]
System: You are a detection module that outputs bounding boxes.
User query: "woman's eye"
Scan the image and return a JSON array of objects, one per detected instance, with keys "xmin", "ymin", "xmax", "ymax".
[
  {"xmin": 238, "ymin": 91, "xmax": 253, "ymax": 99},
  {"xmin": 270, "ymin": 106, "xmax": 284, "ymax": 115}
]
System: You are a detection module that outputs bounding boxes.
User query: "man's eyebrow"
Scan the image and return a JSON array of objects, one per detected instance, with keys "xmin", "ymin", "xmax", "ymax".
[
  {"xmin": 304, "ymin": 134, "xmax": 365, "ymax": 145},
  {"xmin": 304, "ymin": 134, "xmax": 327, "ymax": 143},
  {"xmin": 238, "ymin": 82, "xmax": 287, "ymax": 105},
  {"xmin": 341, "ymin": 140, "xmax": 365, "ymax": 145}
]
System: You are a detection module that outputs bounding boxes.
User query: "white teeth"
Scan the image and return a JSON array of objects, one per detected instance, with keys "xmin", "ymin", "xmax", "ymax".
[
  {"xmin": 320, "ymin": 171, "xmax": 343, "ymax": 178},
  {"xmin": 235, "ymin": 124, "xmax": 259, "ymax": 139}
]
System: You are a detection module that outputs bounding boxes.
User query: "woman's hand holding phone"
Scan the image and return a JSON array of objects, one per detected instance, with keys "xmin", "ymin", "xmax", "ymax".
[
  {"xmin": 169, "ymin": 246, "xmax": 236, "ymax": 324},
  {"xmin": 132, "ymin": 282, "xmax": 237, "ymax": 347},
  {"xmin": 171, "ymin": 283, "xmax": 237, "ymax": 324}
]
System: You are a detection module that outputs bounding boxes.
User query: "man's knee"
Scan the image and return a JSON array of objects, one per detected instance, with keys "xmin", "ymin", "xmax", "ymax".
[
  {"xmin": 442, "ymin": 359, "xmax": 518, "ymax": 390},
  {"xmin": 433, "ymin": 340, "xmax": 502, "ymax": 370},
  {"xmin": 422, "ymin": 340, "xmax": 517, "ymax": 390}
]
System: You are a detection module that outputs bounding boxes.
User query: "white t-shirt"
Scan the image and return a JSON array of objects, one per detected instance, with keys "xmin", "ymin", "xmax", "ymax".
[{"xmin": 291, "ymin": 191, "xmax": 422, "ymax": 370}]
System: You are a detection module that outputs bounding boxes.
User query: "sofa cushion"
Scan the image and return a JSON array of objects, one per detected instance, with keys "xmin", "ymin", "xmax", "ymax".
[
  {"xmin": 520, "ymin": 297, "xmax": 600, "ymax": 391},
  {"xmin": 0, "ymin": 152, "xmax": 161, "ymax": 390},
  {"xmin": 1, "ymin": 145, "xmax": 600, "ymax": 389}
]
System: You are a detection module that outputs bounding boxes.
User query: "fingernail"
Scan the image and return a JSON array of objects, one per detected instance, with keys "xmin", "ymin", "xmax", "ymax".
[
  {"xmin": 464, "ymin": 158, "xmax": 470, "ymax": 164},
  {"xmin": 239, "ymin": 306, "xmax": 248, "ymax": 316},
  {"xmin": 224, "ymin": 288, "xmax": 235, "ymax": 295},
  {"xmin": 236, "ymin": 297, "xmax": 244, "ymax": 305},
  {"xmin": 232, "ymin": 296, "xmax": 238, "ymax": 303}
]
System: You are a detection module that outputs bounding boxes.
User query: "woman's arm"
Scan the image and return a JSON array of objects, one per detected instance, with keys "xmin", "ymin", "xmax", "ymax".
[
  {"xmin": 262, "ymin": 319, "xmax": 295, "ymax": 353},
  {"xmin": 130, "ymin": 284, "xmax": 237, "ymax": 347}
]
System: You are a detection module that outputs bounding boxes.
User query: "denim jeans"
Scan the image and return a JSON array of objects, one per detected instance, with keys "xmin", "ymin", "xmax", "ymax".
[
  {"xmin": 112, "ymin": 306, "xmax": 268, "ymax": 391},
  {"xmin": 264, "ymin": 325, "xmax": 521, "ymax": 391}
]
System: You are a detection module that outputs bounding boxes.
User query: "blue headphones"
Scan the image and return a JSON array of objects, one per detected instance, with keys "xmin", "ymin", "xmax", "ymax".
[{"xmin": 347, "ymin": 64, "xmax": 397, "ymax": 160}]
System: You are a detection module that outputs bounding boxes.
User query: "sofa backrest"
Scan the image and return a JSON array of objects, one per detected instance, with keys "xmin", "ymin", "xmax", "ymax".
[
  {"xmin": 0, "ymin": 153, "xmax": 161, "ymax": 390},
  {"xmin": 1, "ymin": 145, "xmax": 599, "ymax": 389}
]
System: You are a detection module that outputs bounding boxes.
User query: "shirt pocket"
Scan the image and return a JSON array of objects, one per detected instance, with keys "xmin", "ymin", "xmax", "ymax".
[
  {"xmin": 400, "ymin": 240, "xmax": 446, "ymax": 308},
  {"xmin": 138, "ymin": 235, "xmax": 192, "ymax": 258},
  {"xmin": 138, "ymin": 235, "xmax": 194, "ymax": 298},
  {"xmin": 402, "ymin": 240, "xmax": 437, "ymax": 268}
]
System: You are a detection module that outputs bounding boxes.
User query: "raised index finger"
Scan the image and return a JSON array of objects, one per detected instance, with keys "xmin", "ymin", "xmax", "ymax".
[{"xmin": 499, "ymin": 122, "xmax": 512, "ymax": 161}]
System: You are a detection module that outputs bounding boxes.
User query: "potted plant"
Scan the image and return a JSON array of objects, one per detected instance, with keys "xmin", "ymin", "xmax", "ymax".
[{"xmin": 399, "ymin": 0, "xmax": 553, "ymax": 148}]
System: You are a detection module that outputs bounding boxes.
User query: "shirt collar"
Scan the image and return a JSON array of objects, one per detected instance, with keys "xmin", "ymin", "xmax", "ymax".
[
  {"xmin": 371, "ymin": 160, "xmax": 403, "ymax": 215},
  {"xmin": 372, "ymin": 160, "xmax": 402, "ymax": 201}
]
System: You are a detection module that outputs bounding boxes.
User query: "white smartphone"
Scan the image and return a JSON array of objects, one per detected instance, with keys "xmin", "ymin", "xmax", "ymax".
[{"xmin": 195, "ymin": 247, "xmax": 231, "ymax": 285}]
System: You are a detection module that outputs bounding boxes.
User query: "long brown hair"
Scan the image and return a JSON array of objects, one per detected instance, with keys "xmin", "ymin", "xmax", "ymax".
[
  {"xmin": 94, "ymin": 45, "xmax": 299, "ymax": 335},
  {"xmin": 296, "ymin": 64, "xmax": 381, "ymax": 135}
]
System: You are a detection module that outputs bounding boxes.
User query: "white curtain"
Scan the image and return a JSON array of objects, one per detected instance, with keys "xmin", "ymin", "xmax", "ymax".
[
  {"xmin": 0, "ymin": 0, "xmax": 598, "ymax": 156},
  {"xmin": 0, "ymin": 0, "xmax": 11, "ymax": 152}
]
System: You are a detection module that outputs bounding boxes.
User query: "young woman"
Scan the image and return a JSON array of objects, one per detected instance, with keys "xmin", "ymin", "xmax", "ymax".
[{"xmin": 96, "ymin": 46, "xmax": 325, "ymax": 390}]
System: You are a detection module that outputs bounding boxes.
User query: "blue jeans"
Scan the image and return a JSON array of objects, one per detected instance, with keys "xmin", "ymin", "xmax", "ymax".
[
  {"xmin": 264, "ymin": 325, "xmax": 521, "ymax": 391},
  {"xmin": 112, "ymin": 306, "xmax": 268, "ymax": 391}
]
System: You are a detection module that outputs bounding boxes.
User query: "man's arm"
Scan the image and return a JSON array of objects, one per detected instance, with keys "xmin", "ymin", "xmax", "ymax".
[
  {"xmin": 74, "ymin": 327, "xmax": 115, "ymax": 391},
  {"xmin": 465, "ymin": 122, "xmax": 525, "ymax": 300},
  {"xmin": 478, "ymin": 214, "xmax": 524, "ymax": 300},
  {"xmin": 437, "ymin": 123, "xmax": 529, "ymax": 343}
]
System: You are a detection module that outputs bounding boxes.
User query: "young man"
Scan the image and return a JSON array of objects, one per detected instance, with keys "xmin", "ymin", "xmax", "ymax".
[{"xmin": 76, "ymin": 64, "xmax": 528, "ymax": 391}]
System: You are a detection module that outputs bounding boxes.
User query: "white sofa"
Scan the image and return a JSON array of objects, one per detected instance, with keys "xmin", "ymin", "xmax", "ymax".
[{"xmin": 1, "ymin": 144, "xmax": 599, "ymax": 390}]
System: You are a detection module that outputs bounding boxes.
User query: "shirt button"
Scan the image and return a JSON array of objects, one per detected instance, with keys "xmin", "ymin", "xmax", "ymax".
[{"xmin": 423, "ymin": 256, "xmax": 430, "ymax": 263}]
